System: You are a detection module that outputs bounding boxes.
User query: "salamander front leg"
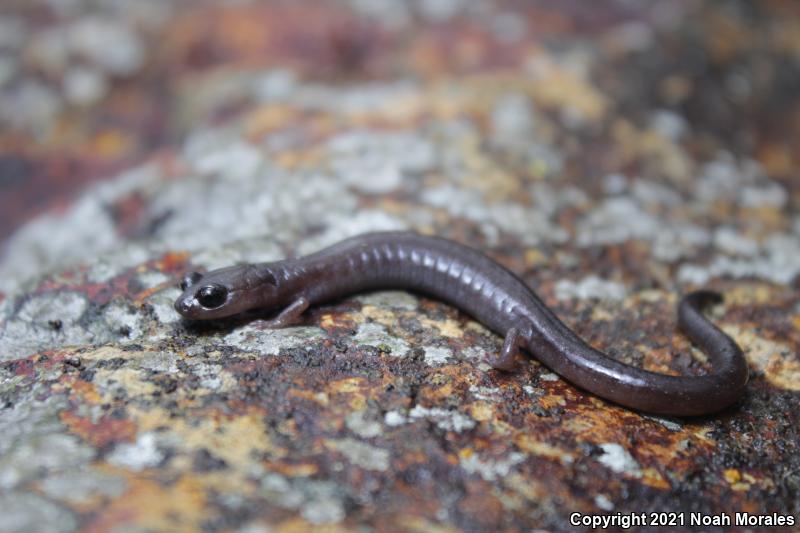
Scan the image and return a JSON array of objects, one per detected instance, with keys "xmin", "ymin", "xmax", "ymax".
[
  {"xmin": 487, "ymin": 327, "xmax": 525, "ymax": 371},
  {"xmin": 261, "ymin": 297, "xmax": 310, "ymax": 328}
]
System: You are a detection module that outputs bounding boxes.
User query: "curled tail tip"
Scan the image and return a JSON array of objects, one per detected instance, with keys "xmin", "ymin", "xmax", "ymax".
[{"xmin": 682, "ymin": 289, "xmax": 724, "ymax": 308}]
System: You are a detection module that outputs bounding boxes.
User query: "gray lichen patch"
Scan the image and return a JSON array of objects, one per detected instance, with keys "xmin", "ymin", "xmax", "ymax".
[
  {"xmin": 0, "ymin": 492, "xmax": 77, "ymax": 533},
  {"xmin": 324, "ymin": 438, "xmax": 391, "ymax": 471},
  {"xmin": 408, "ymin": 406, "xmax": 476, "ymax": 433},
  {"xmin": 0, "ymin": 432, "xmax": 95, "ymax": 490},
  {"xmin": 138, "ymin": 350, "xmax": 179, "ymax": 373},
  {"xmin": 223, "ymin": 324, "xmax": 327, "ymax": 357},
  {"xmin": 352, "ymin": 322, "xmax": 410, "ymax": 357},
  {"xmin": 469, "ymin": 384, "xmax": 503, "ymax": 402},
  {"xmin": 189, "ymin": 238, "xmax": 286, "ymax": 271},
  {"xmin": 642, "ymin": 415, "xmax": 683, "ymax": 432},
  {"xmin": 182, "ymin": 360, "xmax": 236, "ymax": 392},
  {"xmin": 0, "ymin": 197, "xmax": 118, "ymax": 294},
  {"xmin": 149, "ymin": 161, "xmax": 364, "ymax": 254},
  {"xmin": 39, "ymin": 469, "xmax": 127, "ymax": 504},
  {"xmin": 0, "ymin": 292, "xmax": 89, "ymax": 360},
  {"xmin": 596, "ymin": 443, "xmax": 643, "ymax": 478},
  {"xmin": 459, "ymin": 450, "xmax": 526, "ymax": 482},
  {"xmin": 554, "ymin": 275, "xmax": 627, "ymax": 301},
  {"xmin": 300, "ymin": 497, "xmax": 346, "ymax": 526},
  {"xmin": 106, "ymin": 432, "xmax": 164, "ymax": 472},
  {"xmin": 295, "ymin": 210, "xmax": 408, "ymax": 257},
  {"xmin": 188, "ymin": 137, "xmax": 265, "ymax": 182},
  {"xmin": 354, "ymin": 291, "xmax": 419, "ymax": 311},
  {"xmin": 259, "ymin": 475, "xmax": 347, "ymax": 526},
  {"xmin": 95, "ymin": 300, "xmax": 145, "ymax": 341},
  {"xmin": 491, "ymin": 92, "xmax": 537, "ymax": 141},
  {"xmin": 421, "ymin": 185, "xmax": 569, "ymax": 246},
  {"xmin": 713, "ymin": 227, "xmax": 759, "ymax": 257},
  {"xmin": 345, "ymin": 410, "xmax": 382, "ymax": 439},
  {"xmin": 696, "ymin": 153, "xmax": 785, "ymax": 207},
  {"xmin": 460, "ymin": 345, "xmax": 491, "ymax": 363},
  {"xmin": 576, "ymin": 197, "xmax": 662, "ymax": 247},
  {"xmin": 145, "ymin": 287, "xmax": 184, "ymax": 326},
  {"xmin": 0, "ymin": 291, "xmax": 150, "ymax": 361},
  {"xmin": 84, "ymin": 245, "xmax": 152, "ymax": 285},
  {"xmin": 327, "ymin": 130, "xmax": 436, "ymax": 194},
  {"xmin": 678, "ymin": 232, "xmax": 800, "ymax": 285},
  {"xmin": 422, "ymin": 345, "xmax": 453, "ymax": 365},
  {"xmin": 383, "ymin": 410, "xmax": 407, "ymax": 427},
  {"xmin": 278, "ymin": 79, "xmax": 420, "ymax": 116},
  {"xmin": 0, "ymin": 388, "xmax": 70, "ymax": 458}
]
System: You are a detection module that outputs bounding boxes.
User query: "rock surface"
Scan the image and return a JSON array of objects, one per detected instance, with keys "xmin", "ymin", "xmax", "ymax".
[{"xmin": 1, "ymin": 1, "xmax": 799, "ymax": 532}]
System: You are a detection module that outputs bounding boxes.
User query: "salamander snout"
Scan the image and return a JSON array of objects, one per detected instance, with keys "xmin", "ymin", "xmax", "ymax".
[
  {"xmin": 175, "ymin": 282, "xmax": 231, "ymax": 318},
  {"xmin": 175, "ymin": 266, "xmax": 261, "ymax": 320},
  {"xmin": 175, "ymin": 297, "xmax": 193, "ymax": 315}
]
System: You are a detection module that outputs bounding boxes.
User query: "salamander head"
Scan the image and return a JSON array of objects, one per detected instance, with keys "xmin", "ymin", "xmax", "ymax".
[{"xmin": 174, "ymin": 264, "xmax": 279, "ymax": 320}]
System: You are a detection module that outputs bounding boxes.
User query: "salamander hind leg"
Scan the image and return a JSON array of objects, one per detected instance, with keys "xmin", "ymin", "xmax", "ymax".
[
  {"xmin": 487, "ymin": 327, "xmax": 525, "ymax": 372},
  {"xmin": 261, "ymin": 297, "xmax": 310, "ymax": 328}
]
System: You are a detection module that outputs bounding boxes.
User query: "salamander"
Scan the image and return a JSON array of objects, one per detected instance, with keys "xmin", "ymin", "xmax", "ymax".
[{"xmin": 174, "ymin": 231, "xmax": 748, "ymax": 416}]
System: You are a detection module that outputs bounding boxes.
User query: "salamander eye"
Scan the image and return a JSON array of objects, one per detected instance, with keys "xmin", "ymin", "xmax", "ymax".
[
  {"xmin": 196, "ymin": 284, "xmax": 228, "ymax": 309},
  {"xmin": 180, "ymin": 271, "xmax": 203, "ymax": 291}
]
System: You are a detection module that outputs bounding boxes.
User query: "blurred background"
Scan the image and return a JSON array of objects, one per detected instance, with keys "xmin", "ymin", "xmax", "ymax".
[{"xmin": 0, "ymin": 0, "xmax": 798, "ymax": 279}]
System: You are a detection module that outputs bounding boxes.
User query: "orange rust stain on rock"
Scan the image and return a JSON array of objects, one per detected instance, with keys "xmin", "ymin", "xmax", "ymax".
[
  {"xmin": 61, "ymin": 410, "xmax": 137, "ymax": 448},
  {"xmin": 267, "ymin": 461, "xmax": 320, "ymax": 478},
  {"xmin": 84, "ymin": 473, "xmax": 209, "ymax": 533},
  {"xmin": 399, "ymin": 450, "xmax": 432, "ymax": 467},
  {"xmin": 468, "ymin": 401, "xmax": 494, "ymax": 422},
  {"xmin": 270, "ymin": 517, "xmax": 351, "ymax": 533},
  {"xmin": 88, "ymin": 130, "xmax": 136, "ymax": 160},
  {"xmin": 417, "ymin": 315, "xmax": 465, "ymax": 339},
  {"xmin": 724, "ymin": 468, "xmax": 742, "ymax": 484},
  {"xmin": 288, "ymin": 387, "xmax": 329, "ymax": 406},
  {"xmin": 393, "ymin": 515, "xmax": 460, "ymax": 533},
  {"xmin": 725, "ymin": 325, "xmax": 800, "ymax": 391},
  {"xmin": 758, "ymin": 143, "xmax": 794, "ymax": 176},
  {"xmin": 741, "ymin": 205, "xmax": 784, "ymax": 230},
  {"xmin": 640, "ymin": 468, "xmax": 669, "ymax": 490},
  {"xmin": 328, "ymin": 377, "xmax": 366, "ymax": 394},
  {"xmin": 633, "ymin": 424, "xmax": 715, "ymax": 474},
  {"xmin": 68, "ymin": 379, "xmax": 103, "ymax": 405},
  {"xmin": 427, "ymin": 382, "xmax": 455, "ymax": 402},
  {"xmin": 513, "ymin": 434, "xmax": 574, "ymax": 464},
  {"xmin": 157, "ymin": 251, "xmax": 191, "ymax": 274},
  {"xmin": 162, "ymin": 3, "xmax": 375, "ymax": 73},
  {"xmin": 244, "ymin": 105, "xmax": 298, "ymax": 138},
  {"xmin": 130, "ymin": 405, "xmax": 286, "ymax": 467},
  {"xmin": 562, "ymin": 403, "xmax": 715, "ymax": 490},
  {"xmin": 538, "ymin": 394, "xmax": 566, "ymax": 410},
  {"xmin": 319, "ymin": 312, "xmax": 359, "ymax": 333},
  {"xmin": 725, "ymin": 283, "xmax": 782, "ymax": 306},
  {"xmin": 458, "ymin": 480, "xmax": 507, "ymax": 528}
]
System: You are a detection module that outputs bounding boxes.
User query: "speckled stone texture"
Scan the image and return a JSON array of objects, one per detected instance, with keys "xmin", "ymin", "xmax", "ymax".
[{"xmin": 1, "ymin": 1, "xmax": 799, "ymax": 532}]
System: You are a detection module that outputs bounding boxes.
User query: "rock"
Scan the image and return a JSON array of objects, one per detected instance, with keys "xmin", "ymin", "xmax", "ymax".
[{"xmin": 1, "ymin": 1, "xmax": 799, "ymax": 531}]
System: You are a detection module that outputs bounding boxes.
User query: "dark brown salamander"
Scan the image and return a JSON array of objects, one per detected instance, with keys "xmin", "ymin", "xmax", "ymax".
[{"xmin": 174, "ymin": 231, "xmax": 748, "ymax": 416}]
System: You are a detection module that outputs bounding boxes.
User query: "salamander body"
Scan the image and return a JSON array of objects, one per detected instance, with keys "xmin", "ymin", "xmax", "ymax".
[{"xmin": 174, "ymin": 231, "xmax": 748, "ymax": 416}]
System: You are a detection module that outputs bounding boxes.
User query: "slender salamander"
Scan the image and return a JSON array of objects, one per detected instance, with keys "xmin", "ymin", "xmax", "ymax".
[{"xmin": 174, "ymin": 231, "xmax": 748, "ymax": 416}]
